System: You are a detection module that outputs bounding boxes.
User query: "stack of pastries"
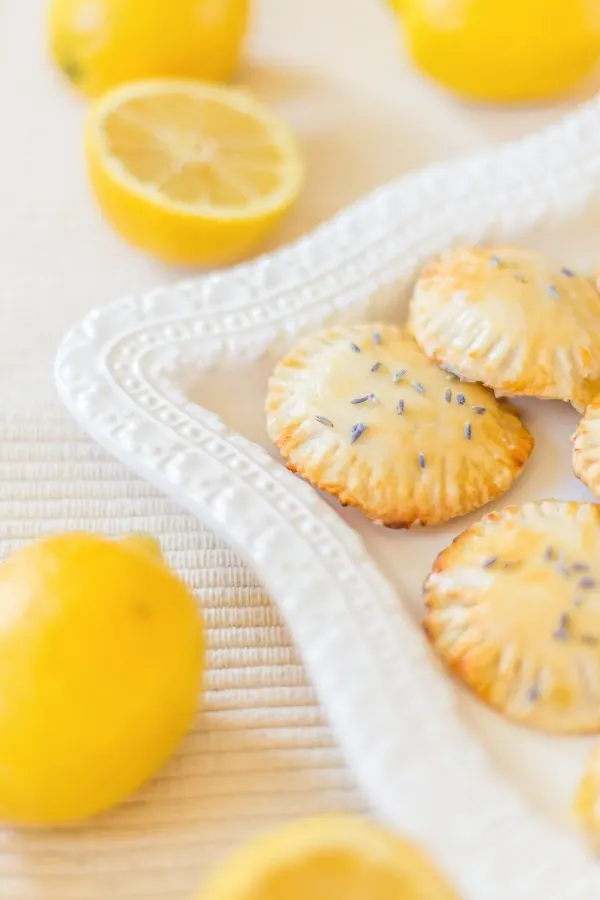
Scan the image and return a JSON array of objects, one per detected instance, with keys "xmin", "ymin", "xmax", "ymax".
[{"xmin": 265, "ymin": 245, "xmax": 600, "ymax": 848}]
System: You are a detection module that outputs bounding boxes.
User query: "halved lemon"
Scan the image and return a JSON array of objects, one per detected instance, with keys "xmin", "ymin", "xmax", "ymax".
[
  {"xmin": 196, "ymin": 815, "xmax": 459, "ymax": 900},
  {"xmin": 84, "ymin": 80, "xmax": 303, "ymax": 266}
]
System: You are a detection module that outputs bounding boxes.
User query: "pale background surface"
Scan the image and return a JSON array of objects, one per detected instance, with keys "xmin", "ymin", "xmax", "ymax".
[{"xmin": 0, "ymin": 1, "xmax": 597, "ymax": 897}]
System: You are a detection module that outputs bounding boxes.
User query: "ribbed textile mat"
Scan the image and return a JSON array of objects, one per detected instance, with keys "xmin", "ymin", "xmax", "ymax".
[{"xmin": 0, "ymin": 414, "xmax": 361, "ymax": 900}]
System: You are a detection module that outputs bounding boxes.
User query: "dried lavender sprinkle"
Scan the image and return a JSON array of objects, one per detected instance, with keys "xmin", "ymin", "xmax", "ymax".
[
  {"xmin": 350, "ymin": 395, "xmax": 370, "ymax": 405},
  {"xmin": 370, "ymin": 361, "xmax": 382, "ymax": 373},
  {"xmin": 369, "ymin": 393, "xmax": 377, "ymax": 404},
  {"xmin": 392, "ymin": 368, "xmax": 407, "ymax": 383},
  {"xmin": 544, "ymin": 546, "xmax": 555, "ymax": 562},
  {"xmin": 526, "ymin": 685, "xmax": 540, "ymax": 703},
  {"xmin": 472, "ymin": 406, "xmax": 486, "ymax": 415},
  {"xmin": 350, "ymin": 423, "xmax": 367, "ymax": 444},
  {"xmin": 350, "ymin": 343, "xmax": 361, "ymax": 353},
  {"xmin": 456, "ymin": 393, "xmax": 466, "ymax": 405},
  {"xmin": 444, "ymin": 388, "xmax": 452, "ymax": 403},
  {"xmin": 411, "ymin": 381, "xmax": 426, "ymax": 394},
  {"xmin": 513, "ymin": 273, "xmax": 527, "ymax": 284},
  {"xmin": 464, "ymin": 422, "xmax": 472, "ymax": 441},
  {"xmin": 441, "ymin": 363, "xmax": 457, "ymax": 374},
  {"xmin": 488, "ymin": 255, "xmax": 501, "ymax": 268},
  {"xmin": 571, "ymin": 562, "xmax": 590, "ymax": 572},
  {"xmin": 397, "ymin": 399, "xmax": 405, "ymax": 416},
  {"xmin": 561, "ymin": 267, "xmax": 576, "ymax": 277},
  {"xmin": 315, "ymin": 415, "xmax": 334, "ymax": 427},
  {"xmin": 581, "ymin": 635, "xmax": 598, "ymax": 646},
  {"xmin": 553, "ymin": 612, "xmax": 571, "ymax": 641},
  {"xmin": 579, "ymin": 577, "xmax": 597, "ymax": 589},
  {"xmin": 482, "ymin": 556, "xmax": 497, "ymax": 568},
  {"xmin": 547, "ymin": 285, "xmax": 560, "ymax": 299},
  {"xmin": 418, "ymin": 452, "xmax": 426, "ymax": 469},
  {"xmin": 373, "ymin": 331, "xmax": 381, "ymax": 345}
]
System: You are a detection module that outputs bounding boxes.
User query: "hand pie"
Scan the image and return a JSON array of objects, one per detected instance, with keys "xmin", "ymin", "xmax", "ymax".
[
  {"xmin": 265, "ymin": 324, "xmax": 533, "ymax": 527},
  {"xmin": 424, "ymin": 500, "xmax": 600, "ymax": 733},
  {"xmin": 408, "ymin": 246, "xmax": 600, "ymax": 411},
  {"xmin": 573, "ymin": 399, "xmax": 600, "ymax": 498}
]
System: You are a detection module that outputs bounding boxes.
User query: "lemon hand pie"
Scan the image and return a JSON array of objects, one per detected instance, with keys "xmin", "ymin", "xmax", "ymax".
[
  {"xmin": 574, "ymin": 741, "xmax": 600, "ymax": 847},
  {"xmin": 408, "ymin": 246, "xmax": 600, "ymax": 411},
  {"xmin": 265, "ymin": 324, "xmax": 533, "ymax": 527},
  {"xmin": 424, "ymin": 500, "xmax": 600, "ymax": 733},
  {"xmin": 573, "ymin": 399, "xmax": 600, "ymax": 499}
]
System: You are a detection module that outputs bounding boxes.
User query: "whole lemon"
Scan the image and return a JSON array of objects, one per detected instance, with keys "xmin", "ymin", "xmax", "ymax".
[
  {"xmin": 48, "ymin": 0, "xmax": 249, "ymax": 98},
  {"xmin": 395, "ymin": 0, "xmax": 600, "ymax": 102},
  {"xmin": 0, "ymin": 533, "xmax": 203, "ymax": 826}
]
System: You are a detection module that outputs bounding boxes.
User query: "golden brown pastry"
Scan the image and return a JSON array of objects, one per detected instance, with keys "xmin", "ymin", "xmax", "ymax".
[
  {"xmin": 408, "ymin": 246, "xmax": 600, "ymax": 411},
  {"xmin": 265, "ymin": 323, "xmax": 533, "ymax": 527},
  {"xmin": 573, "ymin": 399, "xmax": 600, "ymax": 499},
  {"xmin": 574, "ymin": 741, "xmax": 600, "ymax": 847},
  {"xmin": 424, "ymin": 500, "xmax": 600, "ymax": 733}
]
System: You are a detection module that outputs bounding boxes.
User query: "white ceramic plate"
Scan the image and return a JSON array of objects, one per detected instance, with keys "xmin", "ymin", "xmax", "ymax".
[{"xmin": 56, "ymin": 95, "xmax": 600, "ymax": 899}]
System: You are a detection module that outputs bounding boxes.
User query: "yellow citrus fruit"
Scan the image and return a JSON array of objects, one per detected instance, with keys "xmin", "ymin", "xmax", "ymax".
[
  {"xmin": 48, "ymin": 0, "xmax": 249, "ymax": 98},
  {"xmin": 0, "ymin": 533, "xmax": 203, "ymax": 826},
  {"xmin": 394, "ymin": 0, "xmax": 600, "ymax": 102},
  {"xmin": 84, "ymin": 79, "xmax": 303, "ymax": 266},
  {"xmin": 196, "ymin": 815, "xmax": 459, "ymax": 900}
]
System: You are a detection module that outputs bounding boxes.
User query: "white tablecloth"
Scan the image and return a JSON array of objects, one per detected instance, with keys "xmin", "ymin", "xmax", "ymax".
[{"xmin": 1, "ymin": 1, "xmax": 598, "ymax": 896}]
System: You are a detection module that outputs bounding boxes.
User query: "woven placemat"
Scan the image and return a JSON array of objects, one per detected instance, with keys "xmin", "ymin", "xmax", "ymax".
[{"xmin": 0, "ymin": 414, "xmax": 362, "ymax": 899}]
